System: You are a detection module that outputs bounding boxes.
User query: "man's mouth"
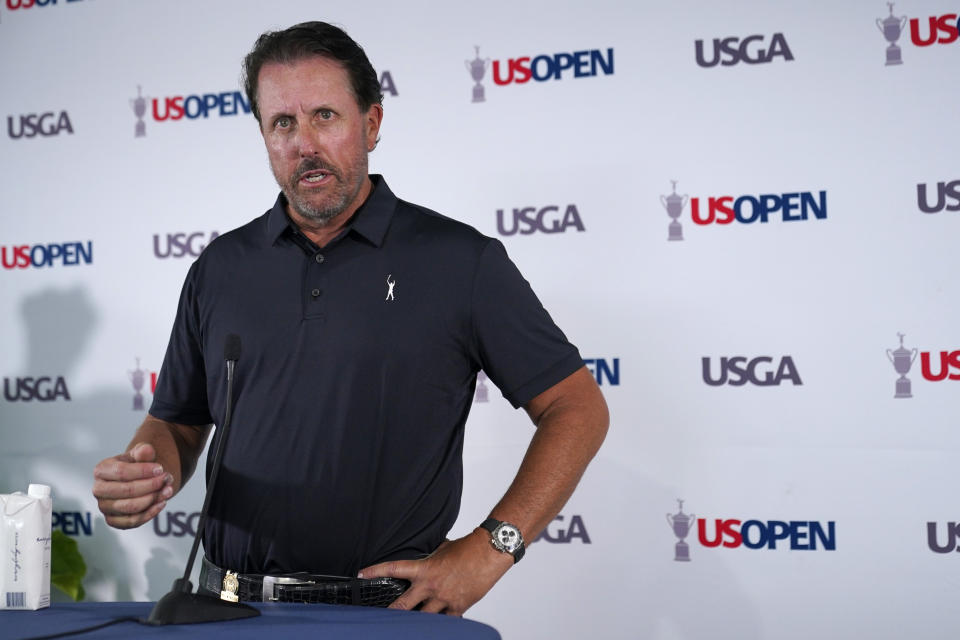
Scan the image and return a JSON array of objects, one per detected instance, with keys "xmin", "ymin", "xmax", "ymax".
[{"xmin": 299, "ymin": 169, "xmax": 332, "ymax": 185}]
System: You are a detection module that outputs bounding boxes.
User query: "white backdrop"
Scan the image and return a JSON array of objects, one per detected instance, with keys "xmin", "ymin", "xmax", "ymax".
[{"xmin": 1, "ymin": 1, "xmax": 958, "ymax": 638}]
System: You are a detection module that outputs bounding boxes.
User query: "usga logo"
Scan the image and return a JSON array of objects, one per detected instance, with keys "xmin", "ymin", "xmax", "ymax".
[
  {"xmin": 917, "ymin": 179, "xmax": 960, "ymax": 213},
  {"xmin": 7, "ymin": 111, "xmax": 73, "ymax": 139},
  {"xmin": 153, "ymin": 511, "xmax": 201, "ymax": 538},
  {"xmin": 153, "ymin": 231, "xmax": 219, "ymax": 259},
  {"xmin": 695, "ymin": 33, "xmax": 793, "ymax": 67},
  {"xmin": 928, "ymin": 522, "xmax": 960, "ymax": 553},
  {"xmin": 702, "ymin": 356, "xmax": 802, "ymax": 387},
  {"xmin": 3, "ymin": 376, "xmax": 70, "ymax": 402},
  {"xmin": 496, "ymin": 204, "xmax": 585, "ymax": 236},
  {"xmin": 532, "ymin": 514, "xmax": 591, "ymax": 544},
  {"xmin": 378, "ymin": 71, "xmax": 397, "ymax": 97}
]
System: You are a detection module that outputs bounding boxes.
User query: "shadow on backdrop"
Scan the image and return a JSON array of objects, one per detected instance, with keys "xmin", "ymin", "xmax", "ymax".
[{"xmin": 0, "ymin": 286, "xmax": 155, "ymax": 601}]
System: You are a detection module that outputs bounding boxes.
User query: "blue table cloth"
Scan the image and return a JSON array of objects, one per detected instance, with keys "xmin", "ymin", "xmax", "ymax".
[{"xmin": 2, "ymin": 601, "xmax": 501, "ymax": 639}]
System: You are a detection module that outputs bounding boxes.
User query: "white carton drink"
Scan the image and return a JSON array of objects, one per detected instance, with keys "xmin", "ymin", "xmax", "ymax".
[{"xmin": 0, "ymin": 484, "xmax": 52, "ymax": 610}]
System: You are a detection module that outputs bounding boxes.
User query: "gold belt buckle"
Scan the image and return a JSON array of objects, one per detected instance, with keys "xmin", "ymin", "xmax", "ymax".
[{"xmin": 220, "ymin": 570, "xmax": 240, "ymax": 602}]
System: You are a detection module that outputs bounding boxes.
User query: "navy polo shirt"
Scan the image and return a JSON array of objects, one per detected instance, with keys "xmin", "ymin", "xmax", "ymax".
[{"xmin": 149, "ymin": 175, "xmax": 582, "ymax": 575}]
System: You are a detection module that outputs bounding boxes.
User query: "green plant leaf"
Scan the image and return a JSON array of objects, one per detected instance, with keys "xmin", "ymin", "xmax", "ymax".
[{"xmin": 51, "ymin": 530, "xmax": 86, "ymax": 602}]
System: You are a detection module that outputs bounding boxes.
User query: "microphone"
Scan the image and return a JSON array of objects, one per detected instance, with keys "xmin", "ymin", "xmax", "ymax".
[
  {"xmin": 145, "ymin": 334, "xmax": 259, "ymax": 625},
  {"xmin": 224, "ymin": 333, "xmax": 241, "ymax": 376}
]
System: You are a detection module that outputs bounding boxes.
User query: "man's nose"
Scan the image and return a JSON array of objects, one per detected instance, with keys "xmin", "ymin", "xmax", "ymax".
[{"xmin": 296, "ymin": 126, "xmax": 322, "ymax": 157}]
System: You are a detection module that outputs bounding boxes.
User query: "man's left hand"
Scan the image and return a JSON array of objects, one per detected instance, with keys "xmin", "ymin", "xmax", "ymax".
[{"xmin": 358, "ymin": 528, "xmax": 513, "ymax": 616}]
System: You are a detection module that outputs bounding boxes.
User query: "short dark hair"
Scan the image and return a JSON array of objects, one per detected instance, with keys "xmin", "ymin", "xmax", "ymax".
[{"xmin": 242, "ymin": 21, "xmax": 382, "ymax": 124}]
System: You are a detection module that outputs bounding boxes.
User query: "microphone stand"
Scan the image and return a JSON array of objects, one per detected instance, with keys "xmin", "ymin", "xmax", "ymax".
[{"xmin": 144, "ymin": 335, "xmax": 259, "ymax": 625}]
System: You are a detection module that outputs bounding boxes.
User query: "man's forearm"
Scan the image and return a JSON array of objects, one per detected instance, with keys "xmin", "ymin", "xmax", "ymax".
[
  {"xmin": 127, "ymin": 415, "xmax": 211, "ymax": 494},
  {"xmin": 487, "ymin": 366, "xmax": 609, "ymax": 542},
  {"xmin": 356, "ymin": 367, "xmax": 607, "ymax": 613}
]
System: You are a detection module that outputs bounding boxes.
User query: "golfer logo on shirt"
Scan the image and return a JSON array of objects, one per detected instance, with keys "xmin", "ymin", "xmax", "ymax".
[{"xmin": 386, "ymin": 274, "xmax": 396, "ymax": 301}]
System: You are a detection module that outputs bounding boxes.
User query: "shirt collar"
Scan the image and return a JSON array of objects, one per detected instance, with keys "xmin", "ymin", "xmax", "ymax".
[{"xmin": 265, "ymin": 174, "xmax": 396, "ymax": 248}]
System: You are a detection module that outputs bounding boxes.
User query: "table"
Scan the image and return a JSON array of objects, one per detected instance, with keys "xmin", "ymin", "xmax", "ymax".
[{"xmin": 2, "ymin": 601, "xmax": 501, "ymax": 639}]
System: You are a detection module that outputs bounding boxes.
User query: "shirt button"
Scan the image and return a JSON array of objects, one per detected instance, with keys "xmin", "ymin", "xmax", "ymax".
[
  {"xmin": 311, "ymin": 288, "xmax": 321, "ymax": 298},
  {"xmin": 315, "ymin": 253, "xmax": 325, "ymax": 264}
]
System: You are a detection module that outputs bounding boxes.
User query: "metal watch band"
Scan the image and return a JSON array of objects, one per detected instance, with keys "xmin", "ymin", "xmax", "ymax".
[{"xmin": 479, "ymin": 517, "xmax": 525, "ymax": 563}]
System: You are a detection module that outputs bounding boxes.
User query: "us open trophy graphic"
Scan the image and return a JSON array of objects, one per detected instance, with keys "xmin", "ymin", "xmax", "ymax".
[
  {"xmin": 886, "ymin": 333, "xmax": 918, "ymax": 398},
  {"xmin": 660, "ymin": 180, "xmax": 688, "ymax": 241},
  {"xmin": 666, "ymin": 499, "xmax": 694, "ymax": 561},
  {"xmin": 876, "ymin": 3, "xmax": 907, "ymax": 66},
  {"xmin": 131, "ymin": 85, "xmax": 147, "ymax": 137},
  {"xmin": 129, "ymin": 357, "xmax": 147, "ymax": 410},
  {"xmin": 465, "ymin": 46, "xmax": 490, "ymax": 103},
  {"xmin": 474, "ymin": 371, "xmax": 490, "ymax": 403}
]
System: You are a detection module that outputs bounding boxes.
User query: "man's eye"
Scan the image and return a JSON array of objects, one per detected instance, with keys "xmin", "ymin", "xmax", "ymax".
[
  {"xmin": 318, "ymin": 110, "xmax": 333, "ymax": 120},
  {"xmin": 275, "ymin": 117, "xmax": 291, "ymax": 129}
]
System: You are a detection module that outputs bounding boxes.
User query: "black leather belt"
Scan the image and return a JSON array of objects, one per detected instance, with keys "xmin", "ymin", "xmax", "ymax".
[{"xmin": 199, "ymin": 556, "xmax": 409, "ymax": 606}]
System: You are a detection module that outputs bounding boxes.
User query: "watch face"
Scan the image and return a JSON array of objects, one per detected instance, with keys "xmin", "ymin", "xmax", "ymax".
[{"xmin": 495, "ymin": 523, "xmax": 522, "ymax": 553}]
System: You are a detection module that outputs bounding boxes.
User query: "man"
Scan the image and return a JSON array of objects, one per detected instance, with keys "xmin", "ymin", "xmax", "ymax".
[{"xmin": 93, "ymin": 21, "xmax": 608, "ymax": 616}]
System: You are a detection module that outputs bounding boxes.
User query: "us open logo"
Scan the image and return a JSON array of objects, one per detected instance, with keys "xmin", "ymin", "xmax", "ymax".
[
  {"xmin": 467, "ymin": 45, "xmax": 614, "ymax": 102},
  {"xmin": 667, "ymin": 500, "xmax": 837, "ymax": 561}
]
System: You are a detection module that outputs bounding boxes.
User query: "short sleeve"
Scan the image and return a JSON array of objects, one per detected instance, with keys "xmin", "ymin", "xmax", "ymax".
[
  {"xmin": 470, "ymin": 239, "xmax": 583, "ymax": 408},
  {"xmin": 148, "ymin": 262, "xmax": 213, "ymax": 425}
]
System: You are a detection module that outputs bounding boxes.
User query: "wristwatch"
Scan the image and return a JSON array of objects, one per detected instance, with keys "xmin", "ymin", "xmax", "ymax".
[{"xmin": 479, "ymin": 517, "xmax": 525, "ymax": 563}]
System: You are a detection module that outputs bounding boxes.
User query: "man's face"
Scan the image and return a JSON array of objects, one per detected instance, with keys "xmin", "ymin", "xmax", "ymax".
[{"xmin": 257, "ymin": 56, "xmax": 382, "ymax": 227}]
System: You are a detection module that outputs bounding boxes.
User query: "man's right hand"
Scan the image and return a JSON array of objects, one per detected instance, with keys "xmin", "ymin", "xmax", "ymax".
[{"xmin": 93, "ymin": 443, "xmax": 174, "ymax": 529}]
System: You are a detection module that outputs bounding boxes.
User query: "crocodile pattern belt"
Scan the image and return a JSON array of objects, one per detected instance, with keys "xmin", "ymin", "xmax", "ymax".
[{"xmin": 200, "ymin": 556, "xmax": 410, "ymax": 606}]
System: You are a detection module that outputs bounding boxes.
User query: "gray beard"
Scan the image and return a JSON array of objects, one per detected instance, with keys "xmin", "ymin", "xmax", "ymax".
[
  {"xmin": 285, "ymin": 188, "xmax": 348, "ymax": 226},
  {"xmin": 276, "ymin": 156, "xmax": 365, "ymax": 227}
]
